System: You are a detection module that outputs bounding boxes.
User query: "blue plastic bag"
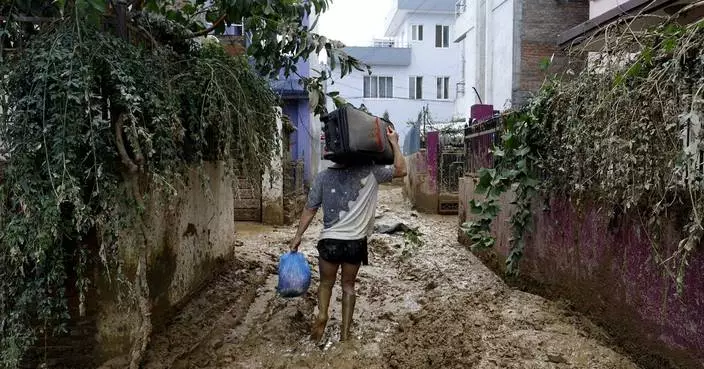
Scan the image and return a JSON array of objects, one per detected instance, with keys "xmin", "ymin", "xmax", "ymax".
[{"xmin": 277, "ymin": 251, "xmax": 311, "ymax": 298}]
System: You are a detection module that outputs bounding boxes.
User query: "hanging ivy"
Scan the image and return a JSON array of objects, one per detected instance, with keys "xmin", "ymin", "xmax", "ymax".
[
  {"xmin": 463, "ymin": 19, "xmax": 704, "ymax": 288},
  {"xmin": 0, "ymin": 17, "xmax": 278, "ymax": 367}
]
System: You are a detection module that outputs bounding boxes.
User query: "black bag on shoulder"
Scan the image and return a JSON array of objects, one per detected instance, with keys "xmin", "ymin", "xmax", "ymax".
[{"xmin": 321, "ymin": 104, "xmax": 395, "ymax": 165}]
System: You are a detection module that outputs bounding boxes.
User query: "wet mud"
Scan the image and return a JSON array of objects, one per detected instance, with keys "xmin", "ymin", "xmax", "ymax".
[{"xmin": 143, "ymin": 186, "xmax": 640, "ymax": 369}]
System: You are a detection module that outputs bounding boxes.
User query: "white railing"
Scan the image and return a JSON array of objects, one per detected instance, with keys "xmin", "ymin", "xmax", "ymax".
[
  {"xmin": 354, "ymin": 39, "xmax": 410, "ymax": 48},
  {"xmin": 373, "ymin": 38, "xmax": 396, "ymax": 47}
]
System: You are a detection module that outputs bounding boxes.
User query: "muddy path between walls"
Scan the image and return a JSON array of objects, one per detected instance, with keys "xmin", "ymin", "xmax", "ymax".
[{"xmin": 142, "ymin": 185, "xmax": 641, "ymax": 369}]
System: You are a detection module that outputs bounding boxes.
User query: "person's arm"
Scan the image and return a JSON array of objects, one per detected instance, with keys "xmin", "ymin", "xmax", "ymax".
[
  {"xmin": 289, "ymin": 207, "xmax": 318, "ymax": 252},
  {"xmin": 387, "ymin": 126, "xmax": 407, "ymax": 178},
  {"xmin": 289, "ymin": 173, "xmax": 323, "ymax": 252}
]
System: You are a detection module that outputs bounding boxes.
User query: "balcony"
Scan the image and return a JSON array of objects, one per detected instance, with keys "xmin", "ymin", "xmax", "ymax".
[
  {"xmin": 372, "ymin": 38, "xmax": 400, "ymax": 47},
  {"xmin": 344, "ymin": 42, "xmax": 412, "ymax": 66}
]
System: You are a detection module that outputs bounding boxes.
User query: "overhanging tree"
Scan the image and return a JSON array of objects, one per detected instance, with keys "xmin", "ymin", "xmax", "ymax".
[{"xmin": 0, "ymin": 1, "xmax": 367, "ymax": 368}]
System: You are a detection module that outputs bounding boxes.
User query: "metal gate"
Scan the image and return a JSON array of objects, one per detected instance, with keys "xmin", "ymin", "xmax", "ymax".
[
  {"xmin": 439, "ymin": 150, "xmax": 465, "ymax": 194},
  {"xmin": 438, "ymin": 149, "xmax": 465, "ymax": 214}
]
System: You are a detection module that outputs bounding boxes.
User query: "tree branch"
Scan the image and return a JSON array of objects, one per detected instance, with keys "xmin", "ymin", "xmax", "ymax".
[
  {"xmin": 183, "ymin": 14, "xmax": 226, "ymax": 39},
  {"xmin": 115, "ymin": 114, "xmax": 139, "ymax": 173}
]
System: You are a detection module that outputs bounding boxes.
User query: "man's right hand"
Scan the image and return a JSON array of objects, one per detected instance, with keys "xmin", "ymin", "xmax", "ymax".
[
  {"xmin": 387, "ymin": 126, "xmax": 399, "ymax": 145},
  {"xmin": 289, "ymin": 235, "xmax": 302, "ymax": 252}
]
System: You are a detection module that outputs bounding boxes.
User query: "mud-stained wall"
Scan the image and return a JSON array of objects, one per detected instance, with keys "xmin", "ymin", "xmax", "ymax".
[
  {"xmin": 96, "ymin": 161, "xmax": 236, "ymax": 363},
  {"xmin": 403, "ymin": 150, "xmax": 438, "ymax": 213},
  {"xmin": 262, "ymin": 111, "xmax": 284, "ymax": 225},
  {"xmin": 403, "ymin": 132, "xmax": 441, "ymax": 213},
  {"xmin": 457, "ymin": 176, "xmax": 704, "ymax": 368}
]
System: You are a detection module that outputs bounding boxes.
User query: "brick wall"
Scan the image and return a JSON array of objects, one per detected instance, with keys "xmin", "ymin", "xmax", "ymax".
[{"xmin": 514, "ymin": 0, "xmax": 589, "ymax": 106}]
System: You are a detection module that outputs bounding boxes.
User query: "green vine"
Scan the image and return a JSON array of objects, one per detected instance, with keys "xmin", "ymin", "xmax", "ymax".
[
  {"xmin": 0, "ymin": 19, "xmax": 278, "ymax": 367},
  {"xmin": 463, "ymin": 19, "xmax": 704, "ymax": 290},
  {"xmin": 461, "ymin": 110, "xmax": 540, "ymax": 276}
]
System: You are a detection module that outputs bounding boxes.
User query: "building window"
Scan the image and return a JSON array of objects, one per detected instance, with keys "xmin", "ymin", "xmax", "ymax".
[
  {"xmin": 436, "ymin": 77, "xmax": 450, "ymax": 99},
  {"xmin": 409, "ymin": 76, "xmax": 423, "ymax": 100},
  {"xmin": 435, "ymin": 25, "xmax": 449, "ymax": 48},
  {"xmin": 411, "ymin": 25, "xmax": 423, "ymax": 41},
  {"xmin": 364, "ymin": 76, "xmax": 393, "ymax": 98}
]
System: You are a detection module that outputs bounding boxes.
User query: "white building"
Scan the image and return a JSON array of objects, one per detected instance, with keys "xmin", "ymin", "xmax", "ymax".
[
  {"xmin": 453, "ymin": 0, "xmax": 589, "ymax": 118},
  {"xmin": 326, "ymin": 0, "xmax": 461, "ymax": 143},
  {"xmin": 452, "ymin": 0, "xmax": 517, "ymax": 117}
]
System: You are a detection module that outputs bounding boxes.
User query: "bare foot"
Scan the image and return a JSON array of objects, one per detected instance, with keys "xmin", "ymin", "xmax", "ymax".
[{"xmin": 310, "ymin": 316, "xmax": 327, "ymax": 342}]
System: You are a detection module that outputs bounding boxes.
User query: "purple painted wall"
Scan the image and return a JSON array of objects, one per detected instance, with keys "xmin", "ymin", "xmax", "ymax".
[
  {"xmin": 271, "ymin": 11, "xmax": 314, "ymax": 185},
  {"xmin": 281, "ymin": 100, "xmax": 312, "ymax": 184},
  {"xmin": 403, "ymin": 132, "xmax": 443, "ymax": 213},
  {"xmin": 458, "ymin": 177, "xmax": 704, "ymax": 368}
]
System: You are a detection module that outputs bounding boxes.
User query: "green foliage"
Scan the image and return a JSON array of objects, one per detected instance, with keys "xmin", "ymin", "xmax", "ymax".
[
  {"xmin": 400, "ymin": 227, "xmax": 424, "ymax": 261},
  {"xmin": 0, "ymin": 0, "xmax": 372, "ymax": 365},
  {"xmin": 0, "ymin": 19, "xmax": 277, "ymax": 366},
  {"xmin": 1, "ymin": 1, "xmax": 370, "ymax": 115},
  {"xmin": 461, "ymin": 111, "xmax": 539, "ymax": 276},
  {"xmin": 463, "ymin": 20, "xmax": 704, "ymax": 289}
]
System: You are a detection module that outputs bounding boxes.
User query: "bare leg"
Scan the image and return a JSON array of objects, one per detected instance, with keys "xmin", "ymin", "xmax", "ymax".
[
  {"xmin": 311, "ymin": 258, "xmax": 339, "ymax": 341},
  {"xmin": 340, "ymin": 262, "xmax": 361, "ymax": 341}
]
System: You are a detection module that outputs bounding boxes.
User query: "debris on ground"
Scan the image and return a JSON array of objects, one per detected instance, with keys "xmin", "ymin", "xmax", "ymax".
[
  {"xmin": 141, "ymin": 186, "xmax": 640, "ymax": 369},
  {"xmin": 374, "ymin": 222, "xmax": 412, "ymax": 234}
]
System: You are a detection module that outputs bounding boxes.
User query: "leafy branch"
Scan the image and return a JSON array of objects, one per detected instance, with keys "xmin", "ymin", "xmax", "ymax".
[
  {"xmin": 463, "ymin": 18, "xmax": 704, "ymax": 289},
  {"xmin": 461, "ymin": 111, "xmax": 539, "ymax": 276}
]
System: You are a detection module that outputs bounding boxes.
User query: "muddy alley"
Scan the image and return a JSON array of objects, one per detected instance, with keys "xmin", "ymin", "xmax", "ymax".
[{"xmin": 143, "ymin": 185, "xmax": 639, "ymax": 369}]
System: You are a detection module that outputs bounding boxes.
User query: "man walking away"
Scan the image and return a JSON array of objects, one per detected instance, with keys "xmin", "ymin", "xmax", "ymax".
[{"xmin": 289, "ymin": 126, "xmax": 407, "ymax": 342}]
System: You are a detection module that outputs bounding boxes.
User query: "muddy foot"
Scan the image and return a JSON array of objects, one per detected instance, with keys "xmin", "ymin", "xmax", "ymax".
[{"xmin": 310, "ymin": 316, "xmax": 328, "ymax": 342}]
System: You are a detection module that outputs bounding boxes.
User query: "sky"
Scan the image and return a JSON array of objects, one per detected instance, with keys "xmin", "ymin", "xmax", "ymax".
[{"xmin": 318, "ymin": 0, "xmax": 394, "ymax": 46}]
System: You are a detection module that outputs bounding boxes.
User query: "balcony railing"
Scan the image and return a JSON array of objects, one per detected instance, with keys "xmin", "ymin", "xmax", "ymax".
[
  {"xmin": 456, "ymin": 0, "xmax": 466, "ymax": 17},
  {"xmin": 373, "ymin": 38, "xmax": 396, "ymax": 47},
  {"xmin": 356, "ymin": 39, "xmax": 410, "ymax": 48}
]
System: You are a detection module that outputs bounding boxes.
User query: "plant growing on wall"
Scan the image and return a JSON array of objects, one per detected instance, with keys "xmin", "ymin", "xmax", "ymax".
[
  {"xmin": 0, "ymin": 1, "xmax": 368, "ymax": 367},
  {"xmin": 463, "ymin": 18, "xmax": 704, "ymax": 290}
]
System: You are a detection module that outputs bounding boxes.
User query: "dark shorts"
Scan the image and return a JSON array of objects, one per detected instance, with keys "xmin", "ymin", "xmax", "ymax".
[{"xmin": 316, "ymin": 238, "xmax": 369, "ymax": 265}]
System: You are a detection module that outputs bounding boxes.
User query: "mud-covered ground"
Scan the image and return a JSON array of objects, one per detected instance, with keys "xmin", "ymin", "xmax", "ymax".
[{"xmin": 143, "ymin": 186, "xmax": 640, "ymax": 369}]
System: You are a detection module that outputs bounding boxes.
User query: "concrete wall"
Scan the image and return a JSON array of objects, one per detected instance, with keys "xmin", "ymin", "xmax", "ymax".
[
  {"xmin": 262, "ymin": 111, "xmax": 284, "ymax": 225},
  {"xmin": 454, "ymin": 0, "xmax": 515, "ymax": 112},
  {"xmin": 281, "ymin": 100, "xmax": 314, "ymax": 186},
  {"xmin": 453, "ymin": 0, "xmax": 588, "ymax": 112},
  {"xmin": 93, "ymin": 162, "xmax": 237, "ymax": 364},
  {"xmin": 403, "ymin": 131, "xmax": 440, "ymax": 213},
  {"xmin": 403, "ymin": 150, "xmax": 437, "ymax": 213},
  {"xmin": 488, "ymin": 0, "xmax": 515, "ymax": 109},
  {"xmin": 458, "ymin": 176, "xmax": 704, "ymax": 368}
]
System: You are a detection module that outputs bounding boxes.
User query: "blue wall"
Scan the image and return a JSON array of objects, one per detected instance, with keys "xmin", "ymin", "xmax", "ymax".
[
  {"xmin": 220, "ymin": 14, "xmax": 315, "ymax": 186},
  {"xmin": 270, "ymin": 12, "xmax": 314, "ymax": 186}
]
